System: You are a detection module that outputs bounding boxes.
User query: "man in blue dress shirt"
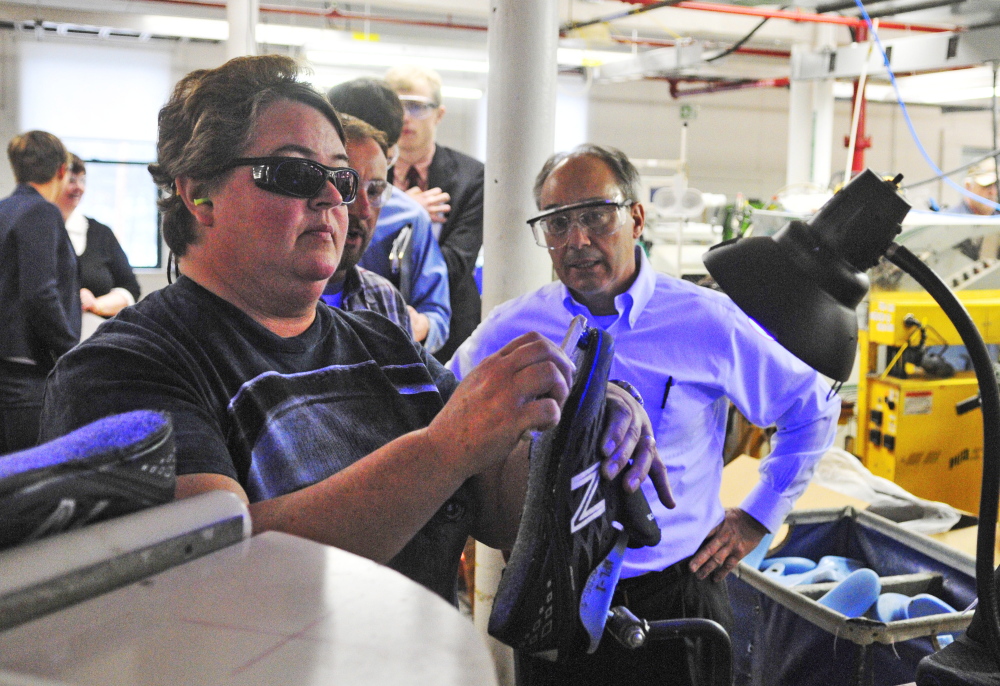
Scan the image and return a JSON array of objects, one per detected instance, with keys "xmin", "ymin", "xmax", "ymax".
[
  {"xmin": 327, "ymin": 78, "xmax": 451, "ymax": 353},
  {"xmin": 448, "ymin": 144, "xmax": 840, "ymax": 685}
]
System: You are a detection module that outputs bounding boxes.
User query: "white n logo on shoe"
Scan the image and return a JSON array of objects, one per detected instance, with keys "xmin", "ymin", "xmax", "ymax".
[{"xmin": 570, "ymin": 462, "xmax": 606, "ymax": 533}]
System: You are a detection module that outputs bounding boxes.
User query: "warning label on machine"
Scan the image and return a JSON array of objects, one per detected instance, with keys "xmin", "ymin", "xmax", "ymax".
[{"xmin": 903, "ymin": 390, "xmax": 933, "ymax": 415}]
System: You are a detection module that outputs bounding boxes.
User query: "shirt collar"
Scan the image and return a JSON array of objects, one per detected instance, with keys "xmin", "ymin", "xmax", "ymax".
[
  {"xmin": 393, "ymin": 144, "xmax": 436, "ymax": 191},
  {"xmin": 559, "ymin": 245, "xmax": 656, "ymax": 329}
]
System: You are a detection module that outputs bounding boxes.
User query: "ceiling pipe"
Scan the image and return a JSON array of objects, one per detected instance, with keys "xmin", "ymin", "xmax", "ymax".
[
  {"xmin": 671, "ymin": 1, "xmax": 955, "ymax": 32},
  {"xmin": 814, "ymin": 0, "xmax": 899, "ymax": 14},
  {"xmin": 849, "ymin": 0, "xmax": 966, "ymax": 20},
  {"xmin": 610, "ymin": 34, "xmax": 791, "ymax": 58},
  {"xmin": 562, "ymin": 0, "xmax": 682, "ymax": 33},
  {"xmin": 667, "ymin": 75, "xmax": 790, "ymax": 97}
]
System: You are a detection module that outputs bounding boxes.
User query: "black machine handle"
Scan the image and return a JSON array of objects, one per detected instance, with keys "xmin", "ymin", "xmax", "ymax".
[{"xmin": 607, "ymin": 605, "xmax": 733, "ymax": 686}]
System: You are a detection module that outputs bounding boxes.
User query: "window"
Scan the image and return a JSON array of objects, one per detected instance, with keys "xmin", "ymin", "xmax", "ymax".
[{"xmin": 19, "ymin": 39, "xmax": 171, "ymax": 268}]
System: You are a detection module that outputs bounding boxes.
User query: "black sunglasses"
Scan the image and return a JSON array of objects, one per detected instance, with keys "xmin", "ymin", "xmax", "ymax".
[{"xmin": 227, "ymin": 157, "xmax": 359, "ymax": 204}]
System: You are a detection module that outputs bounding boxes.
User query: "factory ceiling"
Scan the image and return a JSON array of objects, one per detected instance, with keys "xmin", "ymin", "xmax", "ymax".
[{"xmin": 1, "ymin": 0, "xmax": 999, "ymax": 98}]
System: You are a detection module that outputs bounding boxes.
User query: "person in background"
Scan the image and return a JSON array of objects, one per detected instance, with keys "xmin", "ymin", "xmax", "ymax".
[
  {"xmin": 320, "ymin": 114, "xmax": 413, "ymax": 338},
  {"xmin": 40, "ymin": 56, "xmax": 671, "ymax": 605},
  {"xmin": 944, "ymin": 158, "xmax": 1000, "ymax": 216},
  {"xmin": 0, "ymin": 131, "xmax": 79, "ymax": 453},
  {"xmin": 327, "ymin": 78, "xmax": 450, "ymax": 352},
  {"xmin": 55, "ymin": 154, "xmax": 141, "ymax": 332},
  {"xmin": 448, "ymin": 145, "xmax": 840, "ymax": 685},
  {"xmin": 385, "ymin": 65, "xmax": 484, "ymax": 362},
  {"xmin": 942, "ymin": 158, "xmax": 1000, "ymax": 262}
]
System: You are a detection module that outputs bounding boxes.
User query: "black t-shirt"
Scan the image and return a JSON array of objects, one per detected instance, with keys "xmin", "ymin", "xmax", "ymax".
[{"xmin": 41, "ymin": 276, "xmax": 475, "ymax": 600}]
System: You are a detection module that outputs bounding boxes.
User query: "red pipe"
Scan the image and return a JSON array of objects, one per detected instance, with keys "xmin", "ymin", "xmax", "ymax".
[
  {"xmin": 672, "ymin": 1, "xmax": 953, "ymax": 32},
  {"xmin": 667, "ymin": 76, "xmax": 790, "ymax": 97}
]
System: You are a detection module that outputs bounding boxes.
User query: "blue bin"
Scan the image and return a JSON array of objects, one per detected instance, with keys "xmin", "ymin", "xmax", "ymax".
[{"xmin": 728, "ymin": 507, "xmax": 977, "ymax": 686}]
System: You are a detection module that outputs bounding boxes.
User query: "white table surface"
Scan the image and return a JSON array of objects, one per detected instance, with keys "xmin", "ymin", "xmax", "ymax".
[{"xmin": 0, "ymin": 531, "xmax": 498, "ymax": 686}]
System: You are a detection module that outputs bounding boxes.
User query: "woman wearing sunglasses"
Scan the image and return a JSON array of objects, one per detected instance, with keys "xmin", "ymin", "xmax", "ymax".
[{"xmin": 39, "ymin": 55, "xmax": 671, "ymax": 602}]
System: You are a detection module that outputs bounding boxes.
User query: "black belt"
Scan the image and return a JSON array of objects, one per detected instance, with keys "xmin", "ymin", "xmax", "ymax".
[{"xmin": 616, "ymin": 555, "xmax": 695, "ymax": 599}]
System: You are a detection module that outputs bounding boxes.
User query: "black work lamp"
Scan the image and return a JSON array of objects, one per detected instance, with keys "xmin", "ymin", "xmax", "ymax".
[
  {"xmin": 704, "ymin": 170, "xmax": 908, "ymax": 382},
  {"xmin": 704, "ymin": 169, "xmax": 1000, "ymax": 682}
]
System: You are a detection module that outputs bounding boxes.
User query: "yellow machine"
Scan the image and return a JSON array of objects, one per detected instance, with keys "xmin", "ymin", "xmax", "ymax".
[{"xmin": 858, "ymin": 290, "xmax": 1000, "ymax": 515}]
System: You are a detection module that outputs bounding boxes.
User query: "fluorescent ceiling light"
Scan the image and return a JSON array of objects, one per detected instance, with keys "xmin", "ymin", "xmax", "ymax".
[
  {"xmin": 311, "ymin": 69, "xmax": 483, "ymax": 99},
  {"xmin": 556, "ymin": 47, "xmax": 634, "ymax": 68},
  {"xmin": 140, "ymin": 15, "xmax": 227, "ymax": 41},
  {"xmin": 307, "ymin": 48, "xmax": 488, "ymax": 73},
  {"xmin": 833, "ymin": 66, "xmax": 1000, "ymax": 105},
  {"xmin": 442, "ymin": 86, "xmax": 483, "ymax": 99}
]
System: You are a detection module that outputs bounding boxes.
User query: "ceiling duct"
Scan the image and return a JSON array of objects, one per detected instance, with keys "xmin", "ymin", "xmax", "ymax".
[{"xmin": 594, "ymin": 42, "xmax": 704, "ymax": 81}]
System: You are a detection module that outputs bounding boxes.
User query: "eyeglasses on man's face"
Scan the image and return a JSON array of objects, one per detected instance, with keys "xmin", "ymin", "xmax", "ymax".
[
  {"xmin": 526, "ymin": 198, "xmax": 634, "ymax": 249},
  {"xmin": 399, "ymin": 96, "xmax": 440, "ymax": 120},
  {"xmin": 226, "ymin": 157, "xmax": 359, "ymax": 204},
  {"xmin": 358, "ymin": 178, "xmax": 394, "ymax": 209}
]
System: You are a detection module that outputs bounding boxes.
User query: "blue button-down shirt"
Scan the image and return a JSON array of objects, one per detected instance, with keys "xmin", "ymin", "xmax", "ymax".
[
  {"xmin": 359, "ymin": 188, "xmax": 451, "ymax": 353},
  {"xmin": 448, "ymin": 247, "xmax": 840, "ymax": 578}
]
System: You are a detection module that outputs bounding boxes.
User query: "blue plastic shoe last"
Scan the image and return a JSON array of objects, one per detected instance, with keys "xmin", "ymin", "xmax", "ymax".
[
  {"xmin": 876, "ymin": 592, "xmax": 912, "ymax": 622},
  {"xmin": 816, "ymin": 568, "xmax": 882, "ymax": 618},
  {"xmin": 768, "ymin": 555, "xmax": 865, "ymax": 587},
  {"xmin": 761, "ymin": 556, "xmax": 818, "ymax": 577}
]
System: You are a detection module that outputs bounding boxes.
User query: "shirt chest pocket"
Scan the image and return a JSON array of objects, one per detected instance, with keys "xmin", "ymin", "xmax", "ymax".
[{"xmin": 654, "ymin": 379, "xmax": 728, "ymax": 460}]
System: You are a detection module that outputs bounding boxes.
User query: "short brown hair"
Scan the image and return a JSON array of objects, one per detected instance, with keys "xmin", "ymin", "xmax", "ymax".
[
  {"xmin": 149, "ymin": 54, "xmax": 345, "ymax": 256},
  {"xmin": 339, "ymin": 113, "xmax": 389, "ymax": 158},
  {"xmin": 68, "ymin": 153, "xmax": 86, "ymax": 176},
  {"xmin": 7, "ymin": 130, "xmax": 67, "ymax": 184}
]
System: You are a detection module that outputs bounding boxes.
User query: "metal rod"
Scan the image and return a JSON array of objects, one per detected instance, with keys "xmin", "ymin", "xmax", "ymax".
[
  {"xmin": 993, "ymin": 62, "xmax": 999, "ymax": 193},
  {"xmin": 561, "ymin": 0, "xmax": 681, "ymax": 33},
  {"xmin": 668, "ymin": 76, "xmax": 790, "ymax": 97},
  {"xmin": 884, "ymin": 242, "xmax": 1000, "ymax": 664},
  {"xmin": 860, "ymin": 0, "xmax": 966, "ymax": 20},
  {"xmin": 673, "ymin": 2, "xmax": 954, "ymax": 32}
]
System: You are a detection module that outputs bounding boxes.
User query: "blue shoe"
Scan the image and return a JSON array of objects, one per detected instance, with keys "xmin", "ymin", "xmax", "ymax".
[{"xmin": 0, "ymin": 411, "xmax": 175, "ymax": 551}]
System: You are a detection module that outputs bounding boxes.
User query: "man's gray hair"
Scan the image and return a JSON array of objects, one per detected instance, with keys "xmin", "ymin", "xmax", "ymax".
[{"xmin": 533, "ymin": 144, "xmax": 642, "ymax": 208}]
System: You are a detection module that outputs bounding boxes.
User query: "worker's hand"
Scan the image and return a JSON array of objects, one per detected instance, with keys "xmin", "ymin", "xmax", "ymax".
[
  {"xmin": 406, "ymin": 186, "xmax": 451, "ymax": 223},
  {"xmin": 690, "ymin": 508, "xmax": 769, "ymax": 582},
  {"xmin": 80, "ymin": 288, "xmax": 97, "ymax": 312},
  {"xmin": 407, "ymin": 306, "xmax": 430, "ymax": 343},
  {"xmin": 601, "ymin": 383, "xmax": 674, "ymax": 509},
  {"xmin": 426, "ymin": 332, "xmax": 574, "ymax": 477}
]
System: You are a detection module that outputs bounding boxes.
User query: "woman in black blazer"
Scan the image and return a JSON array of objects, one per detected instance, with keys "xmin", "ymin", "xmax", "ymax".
[{"xmin": 56, "ymin": 155, "xmax": 141, "ymax": 321}]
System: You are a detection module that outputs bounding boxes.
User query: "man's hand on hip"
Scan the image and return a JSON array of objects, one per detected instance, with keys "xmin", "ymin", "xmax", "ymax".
[{"xmin": 690, "ymin": 508, "xmax": 769, "ymax": 582}]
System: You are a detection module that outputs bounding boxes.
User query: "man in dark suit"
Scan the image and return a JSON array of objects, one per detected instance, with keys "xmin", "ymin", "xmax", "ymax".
[
  {"xmin": 0, "ymin": 130, "xmax": 80, "ymax": 453},
  {"xmin": 386, "ymin": 66, "xmax": 485, "ymax": 362}
]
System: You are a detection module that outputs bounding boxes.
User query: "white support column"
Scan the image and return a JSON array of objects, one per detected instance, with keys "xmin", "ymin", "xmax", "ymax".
[
  {"xmin": 787, "ymin": 26, "xmax": 836, "ymax": 189},
  {"xmin": 787, "ymin": 45, "xmax": 813, "ymax": 187},
  {"xmin": 226, "ymin": 0, "xmax": 258, "ymax": 61},
  {"xmin": 811, "ymin": 77, "xmax": 835, "ymax": 189},
  {"xmin": 477, "ymin": 0, "xmax": 559, "ymax": 682}
]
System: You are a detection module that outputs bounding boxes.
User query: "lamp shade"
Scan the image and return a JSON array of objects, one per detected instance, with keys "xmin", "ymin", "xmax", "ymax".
[{"xmin": 704, "ymin": 170, "xmax": 910, "ymax": 382}]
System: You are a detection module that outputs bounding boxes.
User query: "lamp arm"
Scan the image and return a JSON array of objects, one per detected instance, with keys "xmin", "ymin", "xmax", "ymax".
[{"xmin": 885, "ymin": 242, "xmax": 1000, "ymax": 661}]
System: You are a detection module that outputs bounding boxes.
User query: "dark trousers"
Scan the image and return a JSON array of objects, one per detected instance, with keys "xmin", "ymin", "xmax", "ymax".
[
  {"xmin": 0, "ymin": 360, "xmax": 47, "ymax": 455},
  {"xmin": 516, "ymin": 556, "xmax": 734, "ymax": 686}
]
